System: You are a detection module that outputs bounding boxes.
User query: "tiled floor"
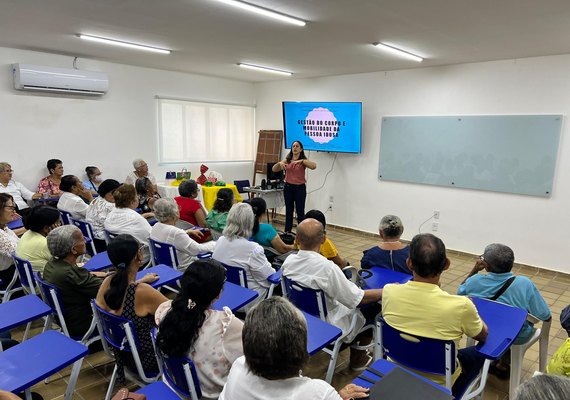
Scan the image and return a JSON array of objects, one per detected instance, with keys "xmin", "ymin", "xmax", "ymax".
[{"xmin": 12, "ymin": 221, "xmax": 569, "ymax": 399}]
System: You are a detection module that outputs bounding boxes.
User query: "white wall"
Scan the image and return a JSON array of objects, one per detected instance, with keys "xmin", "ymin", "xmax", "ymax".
[
  {"xmin": 254, "ymin": 55, "xmax": 570, "ymax": 273},
  {"xmin": 0, "ymin": 47, "xmax": 256, "ymax": 189}
]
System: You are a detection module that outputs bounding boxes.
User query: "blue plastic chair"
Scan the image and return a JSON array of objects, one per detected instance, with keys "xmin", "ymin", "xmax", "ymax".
[
  {"xmin": 151, "ymin": 328, "xmax": 202, "ymax": 399},
  {"xmin": 13, "ymin": 255, "xmax": 38, "ymax": 295},
  {"xmin": 0, "ymin": 265, "xmax": 24, "ymax": 303},
  {"xmin": 377, "ymin": 316, "xmax": 491, "ymax": 400},
  {"xmin": 223, "ymin": 263, "xmax": 249, "ymax": 288},
  {"xmin": 281, "ymin": 275, "xmax": 375, "ymax": 383},
  {"xmin": 58, "ymin": 209, "xmax": 72, "ymax": 225},
  {"xmin": 70, "ymin": 217, "xmax": 98, "ymax": 256},
  {"xmin": 149, "ymin": 238, "xmax": 180, "ymax": 270},
  {"xmin": 35, "ymin": 272, "xmax": 100, "ymax": 347},
  {"xmin": 136, "ymin": 381, "xmax": 181, "ymax": 399},
  {"xmin": 91, "ymin": 300, "xmax": 160, "ymax": 400}
]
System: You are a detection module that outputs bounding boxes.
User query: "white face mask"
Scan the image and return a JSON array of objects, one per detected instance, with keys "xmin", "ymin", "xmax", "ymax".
[{"xmin": 93, "ymin": 175, "xmax": 103, "ymax": 183}]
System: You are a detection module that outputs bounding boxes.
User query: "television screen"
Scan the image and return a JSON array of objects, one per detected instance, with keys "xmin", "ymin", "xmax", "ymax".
[{"xmin": 282, "ymin": 101, "xmax": 362, "ymax": 153}]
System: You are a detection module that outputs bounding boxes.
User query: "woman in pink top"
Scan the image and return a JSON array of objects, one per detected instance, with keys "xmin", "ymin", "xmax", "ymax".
[{"xmin": 272, "ymin": 141, "xmax": 316, "ymax": 232}]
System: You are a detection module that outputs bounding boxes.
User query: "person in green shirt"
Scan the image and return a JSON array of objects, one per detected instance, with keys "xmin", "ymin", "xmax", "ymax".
[
  {"xmin": 16, "ymin": 205, "xmax": 60, "ymax": 272},
  {"xmin": 43, "ymin": 225, "xmax": 106, "ymax": 337},
  {"xmin": 206, "ymin": 188, "xmax": 233, "ymax": 233}
]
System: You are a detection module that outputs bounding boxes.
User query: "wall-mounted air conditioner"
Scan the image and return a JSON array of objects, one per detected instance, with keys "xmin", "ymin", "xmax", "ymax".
[{"xmin": 12, "ymin": 63, "xmax": 109, "ymax": 96}]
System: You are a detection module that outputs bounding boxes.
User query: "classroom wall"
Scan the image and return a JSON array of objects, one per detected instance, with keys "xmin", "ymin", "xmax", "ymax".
[
  {"xmin": 0, "ymin": 46, "xmax": 256, "ymax": 189},
  {"xmin": 254, "ymin": 54, "xmax": 570, "ymax": 273}
]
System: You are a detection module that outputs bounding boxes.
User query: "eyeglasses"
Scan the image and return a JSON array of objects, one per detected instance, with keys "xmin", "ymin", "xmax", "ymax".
[
  {"xmin": 1, "ymin": 170, "xmax": 13, "ymax": 173},
  {"xmin": 4, "ymin": 206, "xmax": 16, "ymax": 211}
]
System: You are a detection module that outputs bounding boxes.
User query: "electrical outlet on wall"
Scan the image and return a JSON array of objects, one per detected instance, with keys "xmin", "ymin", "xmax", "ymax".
[
  {"xmin": 433, "ymin": 210, "xmax": 440, "ymax": 219},
  {"xmin": 432, "ymin": 222, "xmax": 439, "ymax": 231}
]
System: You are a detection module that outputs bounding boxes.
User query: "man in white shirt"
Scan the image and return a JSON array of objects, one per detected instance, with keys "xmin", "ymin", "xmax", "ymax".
[
  {"xmin": 282, "ymin": 218, "xmax": 382, "ymax": 370},
  {"xmin": 57, "ymin": 175, "xmax": 93, "ymax": 220},
  {"xmin": 0, "ymin": 162, "xmax": 41, "ymax": 215},
  {"xmin": 125, "ymin": 158, "xmax": 156, "ymax": 188}
]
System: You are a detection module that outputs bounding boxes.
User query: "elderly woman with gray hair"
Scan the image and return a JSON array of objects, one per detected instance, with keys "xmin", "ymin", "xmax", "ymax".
[
  {"xmin": 212, "ymin": 203, "xmax": 274, "ymax": 302},
  {"xmin": 42, "ymin": 225, "xmax": 106, "ymax": 337},
  {"xmin": 219, "ymin": 297, "xmax": 369, "ymax": 400},
  {"xmin": 360, "ymin": 214, "xmax": 411, "ymax": 274},
  {"xmin": 150, "ymin": 198, "xmax": 216, "ymax": 268}
]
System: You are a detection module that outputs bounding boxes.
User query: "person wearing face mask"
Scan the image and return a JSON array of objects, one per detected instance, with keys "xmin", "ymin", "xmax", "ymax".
[
  {"xmin": 83, "ymin": 166, "xmax": 103, "ymax": 193},
  {"xmin": 86, "ymin": 179, "xmax": 121, "ymax": 252}
]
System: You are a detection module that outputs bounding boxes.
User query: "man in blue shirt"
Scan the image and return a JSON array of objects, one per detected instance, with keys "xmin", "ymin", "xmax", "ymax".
[{"xmin": 458, "ymin": 243, "xmax": 551, "ymax": 379}]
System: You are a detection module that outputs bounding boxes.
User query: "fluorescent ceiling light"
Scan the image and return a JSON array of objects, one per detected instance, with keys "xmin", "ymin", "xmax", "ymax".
[
  {"xmin": 238, "ymin": 63, "xmax": 292, "ymax": 76},
  {"xmin": 78, "ymin": 34, "xmax": 171, "ymax": 54},
  {"xmin": 373, "ymin": 42, "xmax": 423, "ymax": 62},
  {"xmin": 214, "ymin": 0, "xmax": 306, "ymax": 26}
]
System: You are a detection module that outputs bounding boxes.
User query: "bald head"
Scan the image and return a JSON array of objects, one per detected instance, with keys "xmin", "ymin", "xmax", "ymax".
[{"xmin": 296, "ymin": 218, "xmax": 325, "ymax": 250}]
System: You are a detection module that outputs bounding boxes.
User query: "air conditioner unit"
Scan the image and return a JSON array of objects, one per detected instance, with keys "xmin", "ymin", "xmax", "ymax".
[{"xmin": 12, "ymin": 63, "xmax": 108, "ymax": 95}]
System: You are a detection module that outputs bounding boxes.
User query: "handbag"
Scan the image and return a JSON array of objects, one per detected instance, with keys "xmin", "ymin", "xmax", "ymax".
[{"xmin": 111, "ymin": 388, "xmax": 147, "ymax": 400}]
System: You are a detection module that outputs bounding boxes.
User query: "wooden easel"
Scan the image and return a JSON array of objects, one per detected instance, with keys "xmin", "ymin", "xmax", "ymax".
[{"xmin": 253, "ymin": 130, "xmax": 283, "ymax": 186}]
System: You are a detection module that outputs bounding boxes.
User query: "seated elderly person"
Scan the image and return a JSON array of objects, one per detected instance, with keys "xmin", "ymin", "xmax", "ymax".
[
  {"xmin": 458, "ymin": 243, "xmax": 551, "ymax": 379},
  {"xmin": 136, "ymin": 177, "xmax": 161, "ymax": 213},
  {"xmin": 0, "ymin": 162, "xmax": 41, "ymax": 216},
  {"xmin": 43, "ymin": 225, "xmax": 106, "ymax": 337},
  {"xmin": 83, "ymin": 166, "xmax": 103, "ymax": 192},
  {"xmin": 125, "ymin": 158, "xmax": 156, "ymax": 187},
  {"xmin": 219, "ymin": 297, "xmax": 369, "ymax": 400},
  {"xmin": 212, "ymin": 203, "xmax": 274, "ymax": 303},
  {"xmin": 37, "ymin": 158, "xmax": 64, "ymax": 198},
  {"xmin": 57, "ymin": 175, "xmax": 93, "ymax": 219},
  {"xmin": 282, "ymin": 218, "xmax": 383, "ymax": 370},
  {"xmin": 175, "ymin": 179, "xmax": 207, "ymax": 228},
  {"xmin": 383, "ymin": 233, "xmax": 488, "ymax": 396},
  {"xmin": 150, "ymin": 198, "xmax": 216, "ymax": 268},
  {"xmin": 156, "ymin": 259, "xmax": 243, "ymax": 398},
  {"xmin": 295, "ymin": 209, "xmax": 348, "ymax": 268},
  {"xmin": 86, "ymin": 179, "xmax": 121, "ymax": 253},
  {"xmin": 16, "ymin": 205, "xmax": 61, "ymax": 272},
  {"xmin": 0, "ymin": 194, "xmax": 20, "ymax": 290},
  {"xmin": 104, "ymin": 184, "xmax": 152, "ymax": 263},
  {"xmin": 361, "ymin": 214, "xmax": 410, "ymax": 274}
]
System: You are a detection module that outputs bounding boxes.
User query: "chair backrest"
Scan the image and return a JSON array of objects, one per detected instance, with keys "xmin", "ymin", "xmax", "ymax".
[
  {"xmin": 70, "ymin": 218, "xmax": 98, "ymax": 255},
  {"xmin": 282, "ymin": 276, "xmax": 327, "ymax": 319},
  {"xmin": 220, "ymin": 262, "xmax": 248, "ymax": 288},
  {"xmin": 35, "ymin": 271, "xmax": 70, "ymax": 336},
  {"xmin": 91, "ymin": 300, "xmax": 157, "ymax": 383},
  {"xmin": 151, "ymin": 329, "xmax": 202, "ymax": 399},
  {"xmin": 59, "ymin": 210, "xmax": 72, "ymax": 225},
  {"xmin": 378, "ymin": 316, "xmax": 456, "ymax": 385},
  {"xmin": 13, "ymin": 255, "xmax": 37, "ymax": 295},
  {"xmin": 233, "ymin": 180, "xmax": 250, "ymax": 194},
  {"xmin": 149, "ymin": 238, "xmax": 180, "ymax": 269}
]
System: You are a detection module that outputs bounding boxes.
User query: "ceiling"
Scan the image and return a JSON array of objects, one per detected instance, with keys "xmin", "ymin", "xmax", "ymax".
[{"xmin": 2, "ymin": 0, "xmax": 570, "ymax": 82}]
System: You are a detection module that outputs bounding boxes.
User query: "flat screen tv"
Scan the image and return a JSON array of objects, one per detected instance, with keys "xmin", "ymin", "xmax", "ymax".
[{"xmin": 282, "ymin": 101, "xmax": 362, "ymax": 153}]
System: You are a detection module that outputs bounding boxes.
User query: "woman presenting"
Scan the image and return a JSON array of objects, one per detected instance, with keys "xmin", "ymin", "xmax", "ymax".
[{"xmin": 273, "ymin": 141, "xmax": 316, "ymax": 233}]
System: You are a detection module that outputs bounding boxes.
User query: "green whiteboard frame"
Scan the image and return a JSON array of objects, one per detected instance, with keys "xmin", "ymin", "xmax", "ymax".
[{"xmin": 378, "ymin": 115, "xmax": 562, "ymax": 197}]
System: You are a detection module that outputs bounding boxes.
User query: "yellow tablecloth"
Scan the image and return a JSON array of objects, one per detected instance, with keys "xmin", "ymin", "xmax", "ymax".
[{"xmin": 201, "ymin": 184, "xmax": 243, "ymax": 210}]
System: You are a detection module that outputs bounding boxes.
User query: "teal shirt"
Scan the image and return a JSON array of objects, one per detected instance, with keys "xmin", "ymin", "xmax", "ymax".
[
  {"xmin": 458, "ymin": 271, "xmax": 551, "ymax": 344},
  {"xmin": 251, "ymin": 223, "xmax": 278, "ymax": 247}
]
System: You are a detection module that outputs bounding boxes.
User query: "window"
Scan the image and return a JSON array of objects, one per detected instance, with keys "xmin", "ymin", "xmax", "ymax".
[{"xmin": 157, "ymin": 98, "xmax": 255, "ymax": 164}]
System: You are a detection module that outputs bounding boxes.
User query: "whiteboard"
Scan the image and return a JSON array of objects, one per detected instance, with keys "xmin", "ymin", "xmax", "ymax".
[{"xmin": 378, "ymin": 115, "xmax": 562, "ymax": 197}]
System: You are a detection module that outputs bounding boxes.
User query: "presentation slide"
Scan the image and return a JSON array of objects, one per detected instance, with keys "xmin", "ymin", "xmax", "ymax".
[{"xmin": 283, "ymin": 102, "xmax": 362, "ymax": 153}]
